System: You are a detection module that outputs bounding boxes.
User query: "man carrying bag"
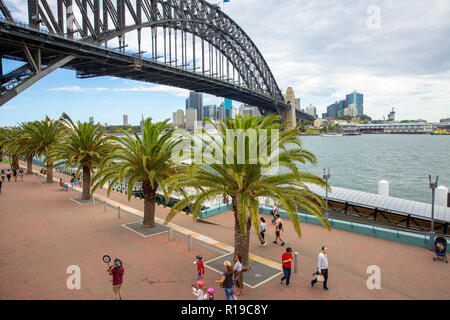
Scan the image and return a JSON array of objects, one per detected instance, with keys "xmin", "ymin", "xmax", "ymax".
[{"xmin": 311, "ymin": 246, "xmax": 329, "ymax": 291}]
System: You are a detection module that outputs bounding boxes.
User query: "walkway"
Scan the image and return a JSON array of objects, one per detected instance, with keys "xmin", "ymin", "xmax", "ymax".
[{"xmin": 0, "ymin": 162, "xmax": 449, "ymax": 299}]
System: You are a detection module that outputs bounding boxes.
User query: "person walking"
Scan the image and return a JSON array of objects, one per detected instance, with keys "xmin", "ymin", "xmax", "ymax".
[
  {"xmin": 271, "ymin": 202, "xmax": 279, "ymax": 225},
  {"xmin": 280, "ymin": 247, "xmax": 293, "ymax": 287},
  {"xmin": 192, "ymin": 281, "xmax": 206, "ymax": 300},
  {"xmin": 216, "ymin": 261, "xmax": 234, "ymax": 300},
  {"xmin": 1, "ymin": 169, "xmax": 5, "ymax": 182},
  {"xmin": 233, "ymin": 254, "xmax": 244, "ymax": 296},
  {"xmin": 194, "ymin": 254, "xmax": 205, "ymax": 281},
  {"xmin": 108, "ymin": 258, "xmax": 125, "ymax": 300},
  {"xmin": 6, "ymin": 169, "xmax": 11, "ymax": 182},
  {"xmin": 259, "ymin": 217, "xmax": 267, "ymax": 246},
  {"xmin": 311, "ymin": 246, "xmax": 329, "ymax": 291},
  {"xmin": 273, "ymin": 213, "xmax": 285, "ymax": 246},
  {"xmin": 0, "ymin": 179, "xmax": 3, "ymax": 195},
  {"xmin": 12, "ymin": 168, "xmax": 17, "ymax": 182},
  {"xmin": 19, "ymin": 168, "xmax": 24, "ymax": 182}
]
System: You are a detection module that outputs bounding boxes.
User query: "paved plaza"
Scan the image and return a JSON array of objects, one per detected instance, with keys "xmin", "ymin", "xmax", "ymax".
[{"xmin": 0, "ymin": 162, "xmax": 449, "ymax": 300}]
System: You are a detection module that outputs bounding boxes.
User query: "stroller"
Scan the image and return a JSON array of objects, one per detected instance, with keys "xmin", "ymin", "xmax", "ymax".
[{"xmin": 432, "ymin": 237, "xmax": 448, "ymax": 263}]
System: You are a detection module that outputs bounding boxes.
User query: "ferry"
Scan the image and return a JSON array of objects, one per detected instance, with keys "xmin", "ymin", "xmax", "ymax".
[
  {"xmin": 321, "ymin": 133, "xmax": 343, "ymax": 137},
  {"xmin": 431, "ymin": 130, "xmax": 450, "ymax": 135}
]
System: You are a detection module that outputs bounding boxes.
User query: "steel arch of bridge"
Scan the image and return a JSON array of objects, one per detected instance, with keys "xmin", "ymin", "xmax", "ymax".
[{"xmin": 0, "ymin": 0, "xmax": 314, "ymax": 121}]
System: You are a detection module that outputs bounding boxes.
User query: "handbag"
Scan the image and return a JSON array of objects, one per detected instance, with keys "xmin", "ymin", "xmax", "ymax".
[{"xmin": 314, "ymin": 274, "xmax": 325, "ymax": 282}]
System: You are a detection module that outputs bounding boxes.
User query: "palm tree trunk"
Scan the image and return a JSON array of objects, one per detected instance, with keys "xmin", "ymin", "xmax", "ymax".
[
  {"xmin": 11, "ymin": 154, "xmax": 19, "ymax": 170},
  {"xmin": 26, "ymin": 156, "xmax": 33, "ymax": 174},
  {"xmin": 142, "ymin": 179, "xmax": 157, "ymax": 228},
  {"xmin": 46, "ymin": 162, "xmax": 53, "ymax": 183},
  {"xmin": 81, "ymin": 165, "xmax": 91, "ymax": 200},
  {"xmin": 232, "ymin": 196, "xmax": 253, "ymax": 271}
]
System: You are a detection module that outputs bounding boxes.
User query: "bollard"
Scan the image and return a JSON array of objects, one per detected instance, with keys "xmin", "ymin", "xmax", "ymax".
[
  {"xmin": 294, "ymin": 252, "xmax": 299, "ymax": 274},
  {"xmin": 93, "ymin": 196, "xmax": 96, "ymax": 207},
  {"xmin": 188, "ymin": 234, "xmax": 193, "ymax": 251},
  {"xmin": 104, "ymin": 199, "xmax": 107, "ymax": 212},
  {"xmin": 117, "ymin": 206, "xmax": 120, "ymax": 219},
  {"xmin": 169, "ymin": 227, "xmax": 173, "ymax": 242}
]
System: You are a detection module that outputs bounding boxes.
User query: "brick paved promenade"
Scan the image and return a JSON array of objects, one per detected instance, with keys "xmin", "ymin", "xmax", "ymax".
[{"xmin": 0, "ymin": 162, "xmax": 449, "ymax": 299}]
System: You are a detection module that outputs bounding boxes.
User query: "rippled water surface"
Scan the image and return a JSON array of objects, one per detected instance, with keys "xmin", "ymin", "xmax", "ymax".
[{"xmin": 298, "ymin": 134, "xmax": 450, "ymax": 204}]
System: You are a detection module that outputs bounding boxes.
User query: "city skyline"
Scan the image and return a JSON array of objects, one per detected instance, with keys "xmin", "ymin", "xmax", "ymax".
[{"xmin": 1, "ymin": 0, "xmax": 450, "ymax": 126}]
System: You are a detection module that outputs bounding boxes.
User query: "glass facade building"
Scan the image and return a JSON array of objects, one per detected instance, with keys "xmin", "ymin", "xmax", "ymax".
[
  {"xmin": 327, "ymin": 102, "xmax": 339, "ymax": 118},
  {"xmin": 186, "ymin": 91, "xmax": 203, "ymax": 121},
  {"xmin": 346, "ymin": 91, "xmax": 363, "ymax": 116}
]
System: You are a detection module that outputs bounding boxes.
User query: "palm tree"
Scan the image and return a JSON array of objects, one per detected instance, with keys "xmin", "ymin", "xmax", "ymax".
[
  {"xmin": 50, "ymin": 121, "xmax": 117, "ymax": 200},
  {"xmin": 2, "ymin": 127, "xmax": 21, "ymax": 170},
  {"xmin": 25, "ymin": 119, "xmax": 63, "ymax": 183},
  {"xmin": 16, "ymin": 122, "xmax": 38, "ymax": 174},
  {"xmin": 163, "ymin": 115, "xmax": 330, "ymax": 270},
  {"xmin": 92, "ymin": 118, "xmax": 182, "ymax": 228}
]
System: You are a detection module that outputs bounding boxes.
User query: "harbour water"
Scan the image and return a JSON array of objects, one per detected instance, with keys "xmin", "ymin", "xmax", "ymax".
[{"xmin": 299, "ymin": 134, "xmax": 450, "ymax": 204}]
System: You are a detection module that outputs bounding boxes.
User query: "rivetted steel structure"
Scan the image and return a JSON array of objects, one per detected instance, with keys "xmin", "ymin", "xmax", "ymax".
[{"xmin": 0, "ymin": 0, "xmax": 314, "ymax": 121}]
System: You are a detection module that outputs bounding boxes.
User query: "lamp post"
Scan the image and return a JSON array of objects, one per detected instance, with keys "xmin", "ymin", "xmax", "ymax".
[
  {"xmin": 428, "ymin": 175, "xmax": 438, "ymax": 250},
  {"xmin": 323, "ymin": 169, "xmax": 331, "ymax": 220}
]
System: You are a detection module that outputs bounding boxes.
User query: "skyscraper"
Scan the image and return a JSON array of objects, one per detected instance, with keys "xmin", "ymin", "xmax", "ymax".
[
  {"xmin": 202, "ymin": 105, "xmax": 218, "ymax": 121},
  {"xmin": 338, "ymin": 100, "xmax": 347, "ymax": 117},
  {"xmin": 123, "ymin": 114, "xmax": 128, "ymax": 126},
  {"xmin": 186, "ymin": 91, "xmax": 203, "ymax": 122},
  {"xmin": 305, "ymin": 104, "xmax": 317, "ymax": 118},
  {"xmin": 294, "ymin": 98, "xmax": 301, "ymax": 111},
  {"xmin": 89, "ymin": 116, "xmax": 94, "ymax": 123},
  {"xmin": 346, "ymin": 91, "xmax": 363, "ymax": 116},
  {"xmin": 224, "ymin": 98, "xmax": 232, "ymax": 120},
  {"xmin": 326, "ymin": 102, "xmax": 339, "ymax": 118},
  {"xmin": 185, "ymin": 108, "xmax": 198, "ymax": 131}
]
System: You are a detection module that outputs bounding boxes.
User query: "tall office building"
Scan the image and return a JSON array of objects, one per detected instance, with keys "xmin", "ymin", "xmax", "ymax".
[
  {"xmin": 185, "ymin": 108, "xmax": 198, "ymax": 131},
  {"xmin": 231, "ymin": 107, "xmax": 238, "ymax": 119},
  {"xmin": 123, "ymin": 114, "xmax": 128, "ymax": 126},
  {"xmin": 202, "ymin": 105, "xmax": 218, "ymax": 121},
  {"xmin": 346, "ymin": 91, "xmax": 363, "ymax": 116},
  {"xmin": 175, "ymin": 109, "xmax": 185, "ymax": 128},
  {"xmin": 294, "ymin": 98, "xmax": 301, "ymax": 111},
  {"xmin": 186, "ymin": 91, "xmax": 203, "ymax": 122},
  {"xmin": 326, "ymin": 102, "xmax": 339, "ymax": 118},
  {"xmin": 224, "ymin": 98, "xmax": 232, "ymax": 120},
  {"xmin": 89, "ymin": 116, "xmax": 94, "ymax": 123},
  {"xmin": 217, "ymin": 105, "xmax": 224, "ymax": 122},
  {"xmin": 305, "ymin": 104, "xmax": 317, "ymax": 118},
  {"xmin": 239, "ymin": 104, "xmax": 260, "ymax": 117},
  {"xmin": 338, "ymin": 100, "xmax": 347, "ymax": 117}
]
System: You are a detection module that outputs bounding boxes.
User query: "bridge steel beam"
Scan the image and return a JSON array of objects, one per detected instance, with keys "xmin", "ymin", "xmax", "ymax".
[
  {"xmin": 0, "ymin": 0, "xmax": 315, "ymax": 120},
  {"xmin": 0, "ymin": 55, "xmax": 74, "ymax": 106}
]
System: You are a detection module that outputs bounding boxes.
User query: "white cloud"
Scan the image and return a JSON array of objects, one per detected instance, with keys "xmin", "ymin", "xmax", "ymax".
[
  {"xmin": 1, "ymin": 105, "xmax": 32, "ymax": 110},
  {"xmin": 47, "ymin": 85, "xmax": 189, "ymax": 97}
]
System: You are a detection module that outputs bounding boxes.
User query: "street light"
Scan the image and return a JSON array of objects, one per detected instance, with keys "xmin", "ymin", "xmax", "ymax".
[
  {"xmin": 323, "ymin": 169, "xmax": 331, "ymax": 220},
  {"xmin": 428, "ymin": 175, "xmax": 438, "ymax": 250}
]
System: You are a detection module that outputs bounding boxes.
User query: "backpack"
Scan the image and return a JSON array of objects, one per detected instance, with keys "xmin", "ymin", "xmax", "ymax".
[{"xmin": 278, "ymin": 220, "xmax": 283, "ymax": 230}]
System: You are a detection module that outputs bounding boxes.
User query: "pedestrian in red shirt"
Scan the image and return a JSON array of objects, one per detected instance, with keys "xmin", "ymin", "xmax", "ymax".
[
  {"xmin": 194, "ymin": 254, "xmax": 205, "ymax": 281},
  {"xmin": 108, "ymin": 258, "xmax": 124, "ymax": 300},
  {"xmin": 280, "ymin": 247, "xmax": 293, "ymax": 287}
]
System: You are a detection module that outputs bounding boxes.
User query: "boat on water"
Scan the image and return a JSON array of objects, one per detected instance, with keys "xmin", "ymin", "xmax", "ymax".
[
  {"xmin": 431, "ymin": 130, "xmax": 450, "ymax": 135},
  {"xmin": 321, "ymin": 133, "xmax": 343, "ymax": 137}
]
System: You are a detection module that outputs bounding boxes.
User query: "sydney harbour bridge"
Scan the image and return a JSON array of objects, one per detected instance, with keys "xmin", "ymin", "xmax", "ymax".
[{"xmin": 0, "ymin": 0, "xmax": 313, "ymax": 122}]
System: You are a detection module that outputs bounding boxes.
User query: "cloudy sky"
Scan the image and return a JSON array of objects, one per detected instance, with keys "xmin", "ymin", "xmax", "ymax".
[{"xmin": 1, "ymin": 0, "xmax": 449, "ymax": 126}]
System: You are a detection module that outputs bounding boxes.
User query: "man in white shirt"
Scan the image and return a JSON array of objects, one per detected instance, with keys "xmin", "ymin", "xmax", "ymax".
[{"xmin": 311, "ymin": 246, "xmax": 329, "ymax": 291}]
